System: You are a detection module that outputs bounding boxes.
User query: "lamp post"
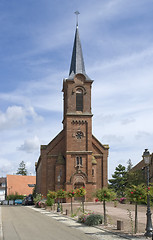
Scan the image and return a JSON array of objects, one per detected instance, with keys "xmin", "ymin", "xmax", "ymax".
[
  {"xmin": 57, "ymin": 174, "xmax": 61, "ymax": 212},
  {"xmin": 143, "ymin": 149, "xmax": 152, "ymax": 237}
]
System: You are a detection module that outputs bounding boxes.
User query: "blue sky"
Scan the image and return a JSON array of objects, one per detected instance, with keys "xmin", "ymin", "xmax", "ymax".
[{"xmin": 0, "ymin": 0, "xmax": 153, "ymax": 178}]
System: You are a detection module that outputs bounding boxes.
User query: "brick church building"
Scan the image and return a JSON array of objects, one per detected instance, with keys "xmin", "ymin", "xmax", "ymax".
[{"xmin": 35, "ymin": 22, "xmax": 109, "ymax": 201}]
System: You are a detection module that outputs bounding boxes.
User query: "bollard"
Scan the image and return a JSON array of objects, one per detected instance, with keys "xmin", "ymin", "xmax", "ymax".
[
  {"xmin": 66, "ymin": 209, "xmax": 68, "ymax": 215},
  {"xmin": 117, "ymin": 220, "xmax": 124, "ymax": 230}
]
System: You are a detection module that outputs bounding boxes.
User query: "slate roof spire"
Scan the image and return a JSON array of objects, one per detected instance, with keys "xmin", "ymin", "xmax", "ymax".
[{"xmin": 68, "ymin": 12, "xmax": 90, "ymax": 80}]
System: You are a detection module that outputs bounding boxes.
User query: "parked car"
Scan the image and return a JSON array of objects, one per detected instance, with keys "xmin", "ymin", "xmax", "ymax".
[
  {"xmin": 9, "ymin": 200, "xmax": 14, "ymax": 205},
  {"xmin": 3, "ymin": 200, "xmax": 9, "ymax": 205},
  {"xmin": 15, "ymin": 199, "xmax": 23, "ymax": 205},
  {"xmin": 22, "ymin": 194, "xmax": 34, "ymax": 206}
]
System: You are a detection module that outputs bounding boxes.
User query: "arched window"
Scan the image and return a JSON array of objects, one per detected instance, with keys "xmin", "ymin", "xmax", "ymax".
[{"xmin": 76, "ymin": 88, "xmax": 83, "ymax": 111}]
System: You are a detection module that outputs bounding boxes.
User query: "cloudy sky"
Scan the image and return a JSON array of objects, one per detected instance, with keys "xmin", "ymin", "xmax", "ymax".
[{"xmin": 0, "ymin": 0, "xmax": 153, "ymax": 179}]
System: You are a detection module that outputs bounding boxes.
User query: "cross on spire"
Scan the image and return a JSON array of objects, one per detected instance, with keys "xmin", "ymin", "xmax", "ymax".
[
  {"xmin": 68, "ymin": 11, "xmax": 90, "ymax": 80},
  {"xmin": 74, "ymin": 11, "xmax": 80, "ymax": 27}
]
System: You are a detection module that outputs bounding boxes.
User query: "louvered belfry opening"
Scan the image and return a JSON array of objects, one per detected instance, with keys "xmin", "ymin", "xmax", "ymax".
[{"xmin": 76, "ymin": 88, "xmax": 83, "ymax": 111}]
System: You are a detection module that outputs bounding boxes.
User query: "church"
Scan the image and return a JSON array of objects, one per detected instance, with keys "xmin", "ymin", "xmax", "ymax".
[{"xmin": 35, "ymin": 21, "xmax": 109, "ymax": 201}]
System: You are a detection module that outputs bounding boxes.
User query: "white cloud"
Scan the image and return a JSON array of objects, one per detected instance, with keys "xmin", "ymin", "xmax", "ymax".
[
  {"xmin": 0, "ymin": 105, "xmax": 43, "ymax": 131},
  {"xmin": 18, "ymin": 136, "xmax": 40, "ymax": 153},
  {"xmin": 0, "ymin": 106, "xmax": 26, "ymax": 130}
]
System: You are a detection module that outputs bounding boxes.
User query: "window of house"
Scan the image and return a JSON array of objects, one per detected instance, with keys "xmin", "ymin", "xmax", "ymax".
[
  {"xmin": 76, "ymin": 156, "xmax": 83, "ymax": 166},
  {"xmin": 76, "ymin": 89, "xmax": 83, "ymax": 111},
  {"xmin": 92, "ymin": 169, "xmax": 94, "ymax": 176}
]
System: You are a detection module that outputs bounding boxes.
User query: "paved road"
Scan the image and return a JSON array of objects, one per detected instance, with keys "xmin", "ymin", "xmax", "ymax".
[
  {"xmin": 1, "ymin": 206, "xmax": 148, "ymax": 240},
  {"xmin": 1, "ymin": 206, "xmax": 96, "ymax": 240}
]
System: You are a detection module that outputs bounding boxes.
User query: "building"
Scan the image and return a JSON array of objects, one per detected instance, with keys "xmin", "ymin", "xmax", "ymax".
[
  {"xmin": 7, "ymin": 175, "xmax": 36, "ymax": 196},
  {"xmin": 0, "ymin": 177, "xmax": 6, "ymax": 200},
  {"xmin": 131, "ymin": 152, "xmax": 153, "ymax": 183},
  {"xmin": 35, "ymin": 22, "xmax": 109, "ymax": 201}
]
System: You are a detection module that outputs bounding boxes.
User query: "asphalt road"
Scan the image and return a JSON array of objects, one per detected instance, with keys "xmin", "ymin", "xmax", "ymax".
[{"xmin": 1, "ymin": 206, "xmax": 96, "ymax": 240}]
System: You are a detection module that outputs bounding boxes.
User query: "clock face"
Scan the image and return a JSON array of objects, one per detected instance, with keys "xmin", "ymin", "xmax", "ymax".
[{"xmin": 76, "ymin": 131, "xmax": 83, "ymax": 139}]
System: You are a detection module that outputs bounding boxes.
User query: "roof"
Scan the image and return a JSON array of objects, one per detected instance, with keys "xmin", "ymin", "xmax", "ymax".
[
  {"xmin": 68, "ymin": 25, "xmax": 90, "ymax": 80},
  {"xmin": 7, "ymin": 175, "xmax": 36, "ymax": 196}
]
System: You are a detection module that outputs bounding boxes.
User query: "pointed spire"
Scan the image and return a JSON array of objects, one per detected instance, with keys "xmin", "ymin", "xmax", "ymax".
[
  {"xmin": 69, "ymin": 25, "xmax": 86, "ymax": 77},
  {"xmin": 68, "ymin": 12, "xmax": 90, "ymax": 80}
]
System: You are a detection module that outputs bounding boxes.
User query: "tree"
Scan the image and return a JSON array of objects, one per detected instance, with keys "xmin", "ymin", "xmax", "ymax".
[
  {"xmin": 57, "ymin": 189, "xmax": 66, "ymax": 212},
  {"xmin": 16, "ymin": 161, "xmax": 27, "ymax": 175},
  {"xmin": 47, "ymin": 191, "xmax": 57, "ymax": 210},
  {"xmin": 126, "ymin": 185, "xmax": 146, "ymax": 234},
  {"xmin": 127, "ymin": 159, "xmax": 133, "ymax": 172},
  {"xmin": 109, "ymin": 164, "xmax": 127, "ymax": 197},
  {"xmin": 127, "ymin": 169, "xmax": 145, "ymax": 188},
  {"xmin": 67, "ymin": 189, "xmax": 75, "ymax": 215},
  {"xmin": 75, "ymin": 187, "xmax": 86, "ymax": 213},
  {"xmin": 95, "ymin": 188, "xmax": 116, "ymax": 225}
]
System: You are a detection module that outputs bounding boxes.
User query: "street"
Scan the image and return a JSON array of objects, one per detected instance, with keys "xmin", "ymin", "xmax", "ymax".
[
  {"xmin": 1, "ymin": 205, "xmax": 148, "ymax": 240},
  {"xmin": 1, "ymin": 206, "xmax": 96, "ymax": 240}
]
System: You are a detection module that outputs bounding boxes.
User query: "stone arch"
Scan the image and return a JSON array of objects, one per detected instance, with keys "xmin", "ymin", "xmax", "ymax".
[{"xmin": 70, "ymin": 171, "xmax": 87, "ymax": 188}]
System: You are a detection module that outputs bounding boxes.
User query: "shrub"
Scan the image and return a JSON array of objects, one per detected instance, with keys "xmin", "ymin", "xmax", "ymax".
[
  {"xmin": 85, "ymin": 214, "xmax": 103, "ymax": 226},
  {"xmin": 78, "ymin": 214, "xmax": 88, "ymax": 224},
  {"xmin": 46, "ymin": 197, "xmax": 54, "ymax": 207},
  {"xmin": 119, "ymin": 197, "xmax": 126, "ymax": 204},
  {"xmin": 78, "ymin": 213, "xmax": 103, "ymax": 226},
  {"xmin": 33, "ymin": 193, "xmax": 42, "ymax": 204},
  {"xmin": 7, "ymin": 193, "xmax": 24, "ymax": 200}
]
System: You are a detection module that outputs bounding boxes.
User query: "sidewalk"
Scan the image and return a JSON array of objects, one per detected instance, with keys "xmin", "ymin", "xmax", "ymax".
[
  {"xmin": 30, "ymin": 206, "xmax": 149, "ymax": 240},
  {"xmin": 59, "ymin": 201, "xmax": 150, "ymax": 235},
  {"xmin": 0, "ymin": 207, "xmax": 3, "ymax": 240}
]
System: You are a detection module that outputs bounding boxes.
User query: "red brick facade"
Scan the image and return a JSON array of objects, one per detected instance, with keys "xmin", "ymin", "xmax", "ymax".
[{"xmin": 35, "ymin": 26, "xmax": 109, "ymax": 201}]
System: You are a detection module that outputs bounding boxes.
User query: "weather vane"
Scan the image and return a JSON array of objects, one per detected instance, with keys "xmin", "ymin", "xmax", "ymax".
[{"xmin": 74, "ymin": 11, "xmax": 80, "ymax": 26}]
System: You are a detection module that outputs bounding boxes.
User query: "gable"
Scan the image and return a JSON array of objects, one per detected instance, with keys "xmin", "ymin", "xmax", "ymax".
[{"xmin": 92, "ymin": 135, "xmax": 109, "ymax": 155}]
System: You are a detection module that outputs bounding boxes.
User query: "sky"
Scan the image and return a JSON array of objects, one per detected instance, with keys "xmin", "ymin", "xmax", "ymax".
[{"xmin": 0, "ymin": 0, "xmax": 153, "ymax": 179}]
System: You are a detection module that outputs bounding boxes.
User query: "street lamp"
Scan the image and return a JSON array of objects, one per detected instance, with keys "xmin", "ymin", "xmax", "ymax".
[
  {"xmin": 143, "ymin": 149, "xmax": 152, "ymax": 237},
  {"xmin": 57, "ymin": 174, "xmax": 61, "ymax": 212}
]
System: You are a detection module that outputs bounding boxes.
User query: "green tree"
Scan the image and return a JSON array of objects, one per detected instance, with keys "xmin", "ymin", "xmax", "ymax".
[
  {"xmin": 126, "ymin": 185, "xmax": 146, "ymax": 233},
  {"xmin": 47, "ymin": 191, "xmax": 57, "ymax": 210},
  {"xmin": 67, "ymin": 189, "xmax": 75, "ymax": 215},
  {"xmin": 16, "ymin": 161, "xmax": 27, "ymax": 175},
  {"xmin": 75, "ymin": 187, "xmax": 86, "ymax": 213},
  {"xmin": 95, "ymin": 187, "xmax": 116, "ymax": 225},
  {"xmin": 109, "ymin": 164, "xmax": 127, "ymax": 197},
  {"xmin": 127, "ymin": 159, "xmax": 133, "ymax": 172},
  {"xmin": 127, "ymin": 169, "xmax": 145, "ymax": 188},
  {"xmin": 57, "ymin": 189, "xmax": 66, "ymax": 212}
]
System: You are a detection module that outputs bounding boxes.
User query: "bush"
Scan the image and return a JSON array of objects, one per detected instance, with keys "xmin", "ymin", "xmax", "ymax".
[
  {"xmin": 7, "ymin": 193, "xmax": 24, "ymax": 200},
  {"xmin": 78, "ymin": 213, "xmax": 103, "ymax": 226},
  {"xmin": 85, "ymin": 214, "xmax": 103, "ymax": 226},
  {"xmin": 78, "ymin": 214, "xmax": 88, "ymax": 224},
  {"xmin": 119, "ymin": 197, "xmax": 126, "ymax": 204},
  {"xmin": 46, "ymin": 197, "xmax": 54, "ymax": 207}
]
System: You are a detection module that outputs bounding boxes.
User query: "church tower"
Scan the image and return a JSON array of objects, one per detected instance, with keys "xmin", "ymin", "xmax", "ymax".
[
  {"xmin": 36, "ymin": 20, "xmax": 109, "ymax": 201},
  {"xmin": 63, "ymin": 23, "xmax": 95, "ymax": 196}
]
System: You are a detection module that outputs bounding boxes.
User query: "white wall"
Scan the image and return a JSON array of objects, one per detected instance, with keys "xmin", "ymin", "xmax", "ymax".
[{"xmin": 0, "ymin": 190, "xmax": 5, "ymax": 200}]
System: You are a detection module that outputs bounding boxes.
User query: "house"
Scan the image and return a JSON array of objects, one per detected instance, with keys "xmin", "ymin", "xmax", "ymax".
[
  {"xmin": 131, "ymin": 152, "xmax": 153, "ymax": 183},
  {"xmin": 7, "ymin": 175, "xmax": 36, "ymax": 196},
  {"xmin": 0, "ymin": 177, "xmax": 6, "ymax": 200}
]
